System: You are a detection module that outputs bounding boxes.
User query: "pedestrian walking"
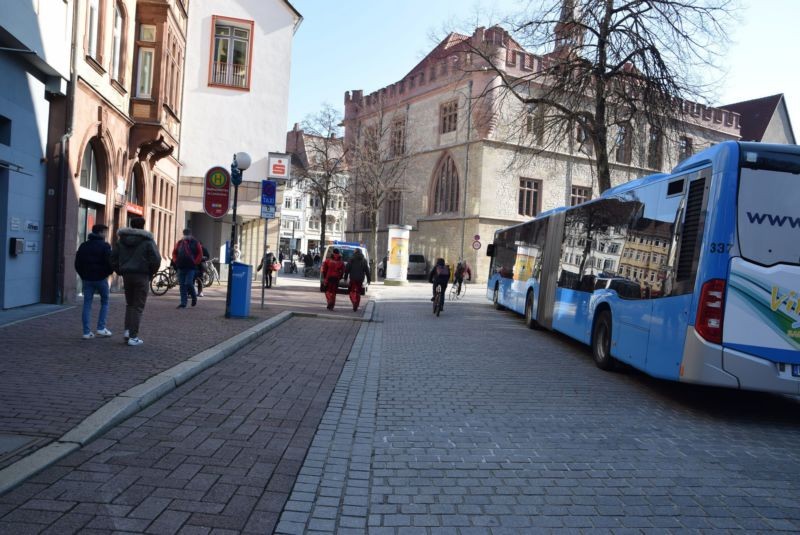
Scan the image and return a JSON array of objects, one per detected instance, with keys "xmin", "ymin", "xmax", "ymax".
[
  {"xmin": 75, "ymin": 224, "xmax": 114, "ymax": 339},
  {"xmin": 257, "ymin": 246, "xmax": 279, "ymax": 288},
  {"xmin": 171, "ymin": 229, "xmax": 204, "ymax": 308},
  {"xmin": 344, "ymin": 248, "xmax": 370, "ymax": 312},
  {"xmin": 195, "ymin": 243, "xmax": 210, "ymax": 297},
  {"xmin": 321, "ymin": 248, "xmax": 345, "ymax": 310},
  {"xmin": 111, "ymin": 217, "xmax": 161, "ymax": 346},
  {"xmin": 232, "ymin": 243, "xmax": 242, "ymax": 262}
]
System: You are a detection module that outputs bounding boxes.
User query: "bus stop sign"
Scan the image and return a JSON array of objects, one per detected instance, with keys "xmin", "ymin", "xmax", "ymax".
[{"xmin": 203, "ymin": 166, "xmax": 230, "ymax": 219}]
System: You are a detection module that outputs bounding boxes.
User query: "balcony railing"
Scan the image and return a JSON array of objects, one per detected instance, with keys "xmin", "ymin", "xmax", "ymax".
[{"xmin": 211, "ymin": 61, "xmax": 248, "ymax": 88}]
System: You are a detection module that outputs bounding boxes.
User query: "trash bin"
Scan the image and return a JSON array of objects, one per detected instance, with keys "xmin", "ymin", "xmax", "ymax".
[
  {"xmin": 283, "ymin": 260, "xmax": 292, "ymax": 273},
  {"xmin": 230, "ymin": 262, "xmax": 252, "ymax": 318}
]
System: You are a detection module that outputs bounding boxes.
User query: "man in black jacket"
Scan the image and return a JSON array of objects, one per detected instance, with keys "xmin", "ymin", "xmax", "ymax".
[
  {"xmin": 344, "ymin": 248, "xmax": 370, "ymax": 312},
  {"xmin": 111, "ymin": 217, "xmax": 161, "ymax": 346},
  {"xmin": 75, "ymin": 224, "xmax": 113, "ymax": 339}
]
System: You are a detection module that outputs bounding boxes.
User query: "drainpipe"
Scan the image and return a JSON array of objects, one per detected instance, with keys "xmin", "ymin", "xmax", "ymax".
[
  {"xmin": 55, "ymin": 0, "xmax": 80, "ymax": 304},
  {"xmin": 459, "ymin": 80, "xmax": 473, "ymax": 261}
]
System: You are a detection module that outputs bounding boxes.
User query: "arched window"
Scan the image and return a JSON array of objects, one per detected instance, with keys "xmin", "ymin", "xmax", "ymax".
[
  {"xmin": 80, "ymin": 143, "xmax": 102, "ymax": 192},
  {"xmin": 431, "ymin": 154, "xmax": 459, "ymax": 214}
]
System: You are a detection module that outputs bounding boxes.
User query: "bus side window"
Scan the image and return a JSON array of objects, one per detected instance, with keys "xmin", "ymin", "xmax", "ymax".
[{"xmin": 486, "ymin": 244, "xmax": 495, "ymax": 257}]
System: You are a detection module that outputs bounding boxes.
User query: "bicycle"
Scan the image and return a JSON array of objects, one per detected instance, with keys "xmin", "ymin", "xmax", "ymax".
[
  {"xmin": 150, "ymin": 265, "xmax": 178, "ymax": 295},
  {"xmin": 433, "ymin": 284, "xmax": 444, "ymax": 316},
  {"xmin": 201, "ymin": 258, "xmax": 221, "ymax": 287},
  {"xmin": 449, "ymin": 279, "xmax": 468, "ymax": 301}
]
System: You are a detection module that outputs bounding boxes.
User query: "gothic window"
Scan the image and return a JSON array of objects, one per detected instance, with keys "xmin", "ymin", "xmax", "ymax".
[
  {"xmin": 440, "ymin": 100, "xmax": 458, "ymax": 134},
  {"xmin": 431, "ymin": 155, "xmax": 459, "ymax": 214},
  {"xmin": 391, "ymin": 120, "xmax": 406, "ymax": 157},
  {"xmin": 647, "ymin": 126, "xmax": 663, "ymax": 169},
  {"xmin": 615, "ymin": 124, "xmax": 632, "ymax": 164},
  {"xmin": 385, "ymin": 191, "xmax": 402, "ymax": 225},
  {"xmin": 519, "ymin": 178, "xmax": 541, "ymax": 217}
]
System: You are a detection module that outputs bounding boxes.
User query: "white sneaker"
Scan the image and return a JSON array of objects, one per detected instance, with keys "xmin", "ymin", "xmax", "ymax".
[
  {"xmin": 96, "ymin": 328, "xmax": 113, "ymax": 337},
  {"xmin": 127, "ymin": 337, "xmax": 143, "ymax": 346},
  {"xmin": 82, "ymin": 332, "xmax": 95, "ymax": 340}
]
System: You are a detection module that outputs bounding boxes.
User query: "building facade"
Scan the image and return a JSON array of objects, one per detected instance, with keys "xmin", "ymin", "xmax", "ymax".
[
  {"xmin": 343, "ymin": 25, "xmax": 745, "ymax": 283},
  {"xmin": 0, "ymin": 0, "xmax": 72, "ymax": 308},
  {"xmin": 177, "ymin": 0, "xmax": 301, "ymax": 273}
]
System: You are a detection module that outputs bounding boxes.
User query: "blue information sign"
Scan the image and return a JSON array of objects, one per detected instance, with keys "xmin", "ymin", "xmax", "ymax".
[{"xmin": 261, "ymin": 180, "xmax": 277, "ymax": 206}]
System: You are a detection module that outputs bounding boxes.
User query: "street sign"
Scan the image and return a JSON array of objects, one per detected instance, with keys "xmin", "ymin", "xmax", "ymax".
[
  {"xmin": 472, "ymin": 240, "xmax": 481, "ymax": 250},
  {"xmin": 268, "ymin": 153, "xmax": 291, "ymax": 181},
  {"xmin": 261, "ymin": 205, "xmax": 276, "ymax": 219},
  {"xmin": 261, "ymin": 180, "xmax": 277, "ymax": 206},
  {"xmin": 203, "ymin": 166, "xmax": 231, "ymax": 219},
  {"xmin": 473, "ymin": 234, "xmax": 481, "ymax": 241}
]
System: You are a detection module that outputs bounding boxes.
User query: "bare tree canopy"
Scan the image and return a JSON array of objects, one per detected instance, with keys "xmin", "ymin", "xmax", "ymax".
[
  {"xmin": 348, "ymin": 100, "xmax": 412, "ymax": 279},
  {"xmin": 292, "ymin": 104, "xmax": 348, "ymax": 250},
  {"xmin": 462, "ymin": 0, "xmax": 738, "ymax": 192}
]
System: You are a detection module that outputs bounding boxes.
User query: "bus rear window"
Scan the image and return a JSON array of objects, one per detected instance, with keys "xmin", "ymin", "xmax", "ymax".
[{"xmin": 737, "ymin": 167, "xmax": 800, "ymax": 266}]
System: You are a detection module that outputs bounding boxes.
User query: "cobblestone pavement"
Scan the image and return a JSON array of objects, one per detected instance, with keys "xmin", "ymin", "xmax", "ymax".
[
  {"xmin": 277, "ymin": 283, "xmax": 800, "ymax": 534},
  {"xmin": 0, "ymin": 276, "xmax": 367, "ymax": 470},
  {"xmin": 0, "ymin": 316, "xmax": 360, "ymax": 534}
]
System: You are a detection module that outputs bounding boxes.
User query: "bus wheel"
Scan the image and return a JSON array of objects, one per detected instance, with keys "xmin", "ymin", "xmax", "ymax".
[
  {"xmin": 524, "ymin": 293, "xmax": 538, "ymax": 329},
  {"xmin": 592, "ymin": 310, "xmax": 616, "ymax": 371},
  {"xmin": 493, "ymin": 285, "xmax": 504, "ymax": 310}
]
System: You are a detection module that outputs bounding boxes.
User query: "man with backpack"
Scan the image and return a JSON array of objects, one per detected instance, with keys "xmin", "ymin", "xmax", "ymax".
[
  {"xmin": 75, "ymin": 224, "xmax": 114, "ymax": 339},
  {"xmin": 454, "ymin": 259, "xmax": 472, "ymax": 296},
  {"xmin": 344, "ymin": 248, "xmax": 370, "ymax": 312},
  {"xmin": 321, "ymin": 248, "xmax": 345, "ymax": 310},
  {"xmin": 429, "ymin": 258, "xmax": 451, "ymax": 310},
  {"xmin": 171, "ymin": 229, "xmax": 203, "ymax": 308}
]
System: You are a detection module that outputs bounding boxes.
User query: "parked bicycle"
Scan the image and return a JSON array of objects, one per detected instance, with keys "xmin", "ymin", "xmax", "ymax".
[
  {"xmin": 150, "ymin": 265, "xmax": 178, "ymax": 295},
  {"xmin": 201, "ymin": 257, "xmax": 221, "ymax": 287}
]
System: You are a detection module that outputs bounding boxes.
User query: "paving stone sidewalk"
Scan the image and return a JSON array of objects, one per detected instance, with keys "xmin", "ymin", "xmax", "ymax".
[
  {"xmin": 0, "ymin": 315, "xmax": 360, "ymax": 534},
  {"xmin": 0, "ymin": 277, "xmax": 367, "ymax": 470},
  {"xmin": 278, "ymin": 285, "xmax": 800, "ymax": 534}
]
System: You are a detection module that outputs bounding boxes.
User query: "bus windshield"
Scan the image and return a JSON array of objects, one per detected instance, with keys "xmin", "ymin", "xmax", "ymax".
[{"xmin": 738, "ymin": 154, "xmax": 800, "ymax": 266}]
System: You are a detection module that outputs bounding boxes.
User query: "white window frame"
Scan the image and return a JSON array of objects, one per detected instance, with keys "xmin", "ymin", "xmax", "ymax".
[
  {"xmin": 136, "ymin": 47, "xmax": 155, "ymax": 98},
  {"xmin": 87, "ymin": 0, "xmax": 100, "ymax": 59},
  {"xmin": 111, "ymin": 5, "xmax": 123, "ymax": 81}
]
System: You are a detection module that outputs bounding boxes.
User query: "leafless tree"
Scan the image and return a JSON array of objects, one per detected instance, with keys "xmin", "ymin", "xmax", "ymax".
[
  {"xmin": 293, "ymin": 104, "xmax": 348, "ymax": 251},
  {"xmin": 456, "ymin": 0, "xmax": 738, "ymax": 192},
  {"xmin": 348, "ymin": 100, "xmax": 412, "ymax": 280}
]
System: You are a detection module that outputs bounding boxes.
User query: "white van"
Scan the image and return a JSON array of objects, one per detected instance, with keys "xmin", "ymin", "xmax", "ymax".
[{"xmin": 319, "ymin": 242, "xmax": 371, "ymax": 292}]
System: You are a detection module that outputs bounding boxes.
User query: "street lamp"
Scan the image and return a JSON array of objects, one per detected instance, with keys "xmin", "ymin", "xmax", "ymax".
[{"xmin": 225, "ymin": 151, "xmax": 251, "ymax": 319}]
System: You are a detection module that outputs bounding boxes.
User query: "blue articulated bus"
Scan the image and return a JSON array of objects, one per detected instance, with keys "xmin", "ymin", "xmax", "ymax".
[{"xmin": 486, "ymin": 141, "xmax": 800, "ymax": 394}]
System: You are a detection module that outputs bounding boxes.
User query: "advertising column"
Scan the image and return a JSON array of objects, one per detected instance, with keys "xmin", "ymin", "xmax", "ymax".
[{"xmin": 384, "ymin": 224, "xmax": 412, "ymax": 286}]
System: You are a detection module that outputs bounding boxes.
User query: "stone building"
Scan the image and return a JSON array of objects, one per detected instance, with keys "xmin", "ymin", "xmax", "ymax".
[
  {"xmin": 343, "ymin": 25, "xmax": 745, "ymax": 283},
  {"xmin": 177, "ymin": 0, "xmax": 301, "ymax": 275}
]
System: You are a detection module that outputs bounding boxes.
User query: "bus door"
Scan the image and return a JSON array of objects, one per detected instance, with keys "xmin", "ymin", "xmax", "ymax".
[
  {"xmin": 537, "ymin": 211, "xmax": 564, "ymax": 330},
  {"xmin": 647, "ymin": 168, "xmax": 711, "ymax": 379},
  {"xmin": 723, "ymin": 149, "xmax": 800, "ymax": 368}
]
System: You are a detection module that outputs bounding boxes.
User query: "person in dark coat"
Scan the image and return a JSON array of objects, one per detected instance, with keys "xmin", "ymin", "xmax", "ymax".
[
  {"xmin": 429, "ymin": 258, "xmax": 451, "ymax": 310},
  {"xmin": 194, "ymin": 244, "xmax": 210, "ymax": 297},
  {"xmin": 111, "ymin": 217, "xmax": 161, "ymax": 346},
  {"xmin": 171, "ymin": 229, "xmax": 204, "ymax": 308},
  {"xmin": 75, "ymin": 224, "xmax": 114, "ymax": 339},
  {"xmin": 344, "ymin": 248, "xmax": 370, "ymax": 312}
]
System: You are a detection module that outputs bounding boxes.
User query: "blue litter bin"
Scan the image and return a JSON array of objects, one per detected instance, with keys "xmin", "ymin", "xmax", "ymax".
[{"xmin": 230, "ymin": 262, "xmax": 252, "ymax": 317}]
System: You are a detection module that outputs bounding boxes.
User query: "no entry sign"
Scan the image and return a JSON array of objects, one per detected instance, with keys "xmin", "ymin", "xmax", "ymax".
[{"xmin": 203, "ymin": 166, "xmax": 231, "ymax": 219}]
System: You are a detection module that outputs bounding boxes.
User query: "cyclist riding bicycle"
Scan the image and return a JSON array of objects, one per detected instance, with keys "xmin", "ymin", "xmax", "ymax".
[
  {"xmin": 429, "ymin": 258, "xmax": 450, "ymax": 310},
  {"xmin": 454, "ymin": 259, "xmax": 472, "ymax": 295}
]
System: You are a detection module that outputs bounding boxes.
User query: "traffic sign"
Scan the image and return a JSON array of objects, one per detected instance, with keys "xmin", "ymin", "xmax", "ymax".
[
  {"xmin": 268, "ymin": 153, "xmax": 291, "ymax": 181},
  {"xmin": 472, "ymin": 240, "xmax": 481, "ymax": 250},
  {"xmin": 261, "ymin": 180, "xmax": 277, "ymax": 206},
  {"xmin": 203, "ymin": 167, "xmax": 230, "ymax": 219},
  {"xmin": 261, "ymin": 205, "xmax": 276, "ymax": 219}
]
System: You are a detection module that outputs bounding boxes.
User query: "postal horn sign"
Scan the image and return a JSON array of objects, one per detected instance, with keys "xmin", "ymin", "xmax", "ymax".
[{"xmin": 203, "ymin": 166, "xmax": 231, "ymax": 219}]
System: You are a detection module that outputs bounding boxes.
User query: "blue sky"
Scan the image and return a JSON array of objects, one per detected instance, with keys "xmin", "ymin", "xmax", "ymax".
[{"xmin": 287, "ymin": 0, "xmax": 799, "ymax": 136}]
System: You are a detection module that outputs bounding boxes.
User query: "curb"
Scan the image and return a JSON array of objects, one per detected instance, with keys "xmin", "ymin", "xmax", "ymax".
[{"xmin": 0, "ymin": 310, "xmax": 294, "ymax": 496}]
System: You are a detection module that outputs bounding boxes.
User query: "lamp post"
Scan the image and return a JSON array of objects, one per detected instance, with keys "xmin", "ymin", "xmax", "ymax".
[{"xmin": 225, "ymin": 151, "xmax": 251, "ymax": 319}]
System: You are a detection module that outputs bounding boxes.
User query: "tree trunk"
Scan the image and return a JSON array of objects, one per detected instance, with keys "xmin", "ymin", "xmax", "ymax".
[
  {"xmin": 369, "ymin": 209, "xmax": 378, "ymax": 282},
  {"xmin": 320, "ymin": 200, "xmax": 328, "ymax": 253}
]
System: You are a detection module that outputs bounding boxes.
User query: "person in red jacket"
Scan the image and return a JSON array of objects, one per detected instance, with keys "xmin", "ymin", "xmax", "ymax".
[
  {"xmin": 171, "ymin": 228, "xmax": 203, "ymax": 308},
  {"xmin": 321, "ymin": 248, "xmax": 345, "ymax": 310}
]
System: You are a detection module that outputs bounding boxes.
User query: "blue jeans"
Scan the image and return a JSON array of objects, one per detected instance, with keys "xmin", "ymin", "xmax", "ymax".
[
  {"xmin": 178, "ymin": 268, "xmax": 197, "ymax": 306},
  {"xmin": 82, "ymin": 279, "xmax": 109, "ymax": 334}
]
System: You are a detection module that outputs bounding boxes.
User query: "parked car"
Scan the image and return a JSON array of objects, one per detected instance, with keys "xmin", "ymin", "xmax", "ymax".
[
  {"xmin": 407, "ymin": 254, "xmax": 428, "ymax": 279},
  {"xmin": 319, "ymin": 242, "xmax": 370, "ymax": 292}
]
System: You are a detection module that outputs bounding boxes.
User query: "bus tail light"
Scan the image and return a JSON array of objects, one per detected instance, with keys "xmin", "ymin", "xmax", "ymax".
[{"xmin": 696, "ymin": 279, "xmax": 726, "ymax": 344}]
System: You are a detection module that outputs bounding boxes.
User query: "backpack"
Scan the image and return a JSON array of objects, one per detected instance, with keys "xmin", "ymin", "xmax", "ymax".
[
  {"xmin": 176, "ymin": 239, "xmax": 197, "ymax": 268},
  {"xmin": 436, "ymin": 265, "xmax": 450, "ymax": 278}
]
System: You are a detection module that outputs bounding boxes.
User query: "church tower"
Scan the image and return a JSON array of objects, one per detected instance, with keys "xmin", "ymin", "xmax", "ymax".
[{"xmin": 553, "ymin": 0, "xmax": 585, "ymax": 54}]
